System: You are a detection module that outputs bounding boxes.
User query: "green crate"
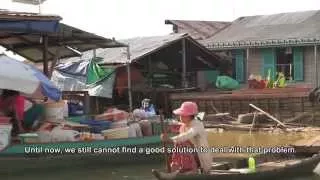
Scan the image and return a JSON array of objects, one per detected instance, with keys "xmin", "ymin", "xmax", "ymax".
[{"xmin": 66, "ymin": 115, "xmax": 87, "ymax": 123}]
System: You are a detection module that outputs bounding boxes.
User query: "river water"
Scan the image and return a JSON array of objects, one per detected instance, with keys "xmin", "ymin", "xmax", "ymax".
[{"xmin": 6, "ymin": 130, "xmax": 320, "ymax": 180}]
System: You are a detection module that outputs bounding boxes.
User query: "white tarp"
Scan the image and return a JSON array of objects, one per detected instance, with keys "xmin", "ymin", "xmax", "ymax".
[{"xmin": 0, "ymin": 55, "xmax": 40, "ymax": 94}]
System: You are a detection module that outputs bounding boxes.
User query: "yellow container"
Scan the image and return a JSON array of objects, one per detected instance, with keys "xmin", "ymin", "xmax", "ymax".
[{"xmin": 248, "ymin": 156, "xmax": 256, "ymax": 172}]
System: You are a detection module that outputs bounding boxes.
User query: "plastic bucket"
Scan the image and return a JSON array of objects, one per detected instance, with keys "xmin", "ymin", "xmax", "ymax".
[
  {"xmin": 44, "ymin": 101, "xmax": 65, "ymax": 122},
  {"xmin": 0, "ymin": 124, "xmax": 12, "ymax": 150}
]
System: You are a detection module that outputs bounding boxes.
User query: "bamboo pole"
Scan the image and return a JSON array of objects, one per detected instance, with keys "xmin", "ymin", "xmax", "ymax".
[{"xmin": 249, "ymin": 104, "xmax": 286, "ymax": 128}]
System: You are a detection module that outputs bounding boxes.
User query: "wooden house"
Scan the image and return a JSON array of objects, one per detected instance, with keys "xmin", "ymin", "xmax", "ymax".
[
  {"xmin": 165, "ymin": 11, "xmax": 320, "ymax": 122},
  {"xmin": 55, "ymin": 33, "xmax": 225, "ymax": 114},
  {"xmin": 201, "ymin": 10, "xmax": 320, "ymax": 87}
]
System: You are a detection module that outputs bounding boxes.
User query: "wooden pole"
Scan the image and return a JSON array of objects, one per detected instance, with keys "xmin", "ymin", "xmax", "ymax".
[
  {"xmin": 182, "ymin": 39, "xmax": 187, "ymax": 88},
  {"xmin": 164, "ymin": 92, "xmax": 169, "ymax": 117},
  {"xmin": 159, "ymin": 110, "xmax": 171, "ymax": 173},
  {"xmin": 49, "ymin": 47, "xmax": 60, "ymax": 78},
  {"xmin": 249, "ymin": 112, "xmax": 257, "ymax": 134},
  {"xmin": 315, "ymin": 45, "xmax": 318, "ymax": 87},
  {"xmin": 210, "ymin": 101, "xmax": 237, "ymax": 121},
  {"xmin": 148, "ymin": 56, "xmax": 152, "ymax": 87},
  {"xmin": 38, "ymin": 0, "xmax": 41, "ymax": 14},
  {"xmin": 42, "ymin": 35, "xmax": 49, "ymax": 77},
  {"xmin": 246, "ymin": 48, "xmax": 249, "ymax": 83},
  {"xmin": 127, "ymin": 46, "xmax": 133, "ymax": 112},
  {"xmin": 249, "ymin": 104, "xmax": 286, "ymax": 128},
  {"xmin": 93, "ymin": 49, "xmax": 97, "ymax": 59},
  {"xmin": 313, "ymin": 45, "xmax": 318, "ymax": 124},
  {"xmin": 84, "ymin": 91, "xmax": 90, "ymax": 115}
]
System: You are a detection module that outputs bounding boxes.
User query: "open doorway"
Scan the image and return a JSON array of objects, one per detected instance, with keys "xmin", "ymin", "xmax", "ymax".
[{"xmin": 276, "ymin": 48, "xmax": 293, "ymax": 80}]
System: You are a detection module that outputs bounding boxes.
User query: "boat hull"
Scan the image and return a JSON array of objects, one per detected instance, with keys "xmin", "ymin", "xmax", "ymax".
[
  {"xmin": 155, "ymin": 153, "xmax": 320, "ymax": 180},
  {"xmin": 0, "ymin": 136, "xmax": 163, "ymax": 175}
]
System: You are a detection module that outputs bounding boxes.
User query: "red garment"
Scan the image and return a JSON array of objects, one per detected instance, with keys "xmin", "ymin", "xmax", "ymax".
[
  {"xmin": 0, "ymin": 95, "xmax": 25, "ymax": 121},
  {"xmin": 170, "ymin": 140, "xmax": 199, "ymax": 173},
  {"xmin": 15, "ymin": 96, "xmax": 25, "ymax": 121},
  {"xmin": 169, "ymin": 124, "xmax": 181, "ymax": 134}
]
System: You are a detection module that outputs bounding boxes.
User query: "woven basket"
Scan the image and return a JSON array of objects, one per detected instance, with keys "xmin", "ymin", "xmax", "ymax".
[{"xmin": 102, "ymin": 127, "xmax": 129, "ymax": 139}]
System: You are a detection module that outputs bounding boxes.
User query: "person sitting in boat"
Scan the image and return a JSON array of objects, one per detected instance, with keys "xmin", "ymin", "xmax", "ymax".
[
  {"xmin": 132, "ymin": 98, "xmax": 156, "ymax": 119},
  {"xmin": 132, "ymin": 98, "xmax": 157, "ymax": 136},
  {"xmin": 152, "ymin": 101, "xmax": 212, "ymax": 178},
  {"xmin": 0, "ymin": 89, "xmax": 45, "ymax": 135},
  {"xmin": 132, "ymin": 109, "xmax": 153, "ymax": 136},
  {"xmin": 141, "ymin": 98, "xmax": 156, "ymax": 117}
]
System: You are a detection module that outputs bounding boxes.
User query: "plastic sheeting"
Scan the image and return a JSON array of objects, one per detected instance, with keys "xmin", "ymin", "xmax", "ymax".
[
  {"xmin": 0, "ymin": 54, "xmax": 61, "ymax": 101},
  {"xmin": 55, "ymin": 60, "xmax": 89, "ymax": 77},
  {"xmin": 86, "ymin": 59, "xmax": 114, "ymax": 85},
  {"xmin": 53, "ymin": 59, "xmax": 116, "ymax": 98},
  {"xmin": 26, "ymin": 63, "xmax": 61, "ymax": 101},
  {"xmin": 51, "ymin": 70, "xmax": 115, "ymax": 98}
]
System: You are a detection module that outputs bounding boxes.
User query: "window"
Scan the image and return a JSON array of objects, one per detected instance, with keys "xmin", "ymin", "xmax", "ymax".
[{"xmin": 276, "ymin": 48, "xmax": 293, "ymax": 80}]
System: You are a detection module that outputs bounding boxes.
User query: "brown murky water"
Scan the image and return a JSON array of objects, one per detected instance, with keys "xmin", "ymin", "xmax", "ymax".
[
  {"xmin": 7, "ymin": 130, "xmax": 320, "ymax": 180},
  {"xmin": 207, "ymin": 129, "xmax": 320, "ymax": 157}
]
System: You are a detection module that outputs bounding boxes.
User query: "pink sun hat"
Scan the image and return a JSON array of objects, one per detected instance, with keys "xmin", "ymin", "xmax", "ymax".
[{"xmin": 173, "ymin": 101, "xmax": 198, "ymax": 116}]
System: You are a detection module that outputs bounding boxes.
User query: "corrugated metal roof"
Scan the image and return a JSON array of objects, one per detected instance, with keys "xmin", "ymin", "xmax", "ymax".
[
  {"xmin": 0, "ymin": 10, "xmax": 61, "ymax": 20},
  {"xmin": 12, "ymin": 0, "xmax": 47, "ymax": 5},
  {"xmin": 202, "ymin": 10, "xmax": 320, "ymax": 49},
  {"xmin": 0, "ymin": 23, "xmax": 126, "ymax": 62},
  {"xmin": 165, "ymin": 20, "xmax": 230, "ymax": 40},
  {"xmin": 61, "ymin": 33, "xmax": 191, "ymax": 64}
]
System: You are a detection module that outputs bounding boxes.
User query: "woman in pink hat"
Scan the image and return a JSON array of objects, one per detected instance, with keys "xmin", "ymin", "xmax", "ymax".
[{"xmin": 152, "ymin": 101, "xmax": 212, "ymax": 178}]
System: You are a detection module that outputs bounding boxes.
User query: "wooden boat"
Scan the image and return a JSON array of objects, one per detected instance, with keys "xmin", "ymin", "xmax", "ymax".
[
  {"xmin": 291, "ymin": 135, "xmax": 320, "ymax": 154},
  {"xmin": 0, "ymin": 135, "xmax": 163, "ymax": 175},
  {"xmin": 152, "ymin": 152, "xmax": 320, "ymax": 180}
]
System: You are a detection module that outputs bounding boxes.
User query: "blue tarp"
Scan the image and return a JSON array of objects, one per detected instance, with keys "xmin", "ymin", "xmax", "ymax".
[
  {"xmin": 26, "ymin": 64, "xmax": 62, "ymax": 101},
  {"xmin": 0, "ymin": 20, "xmax": 59, "ymax": 33}
]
